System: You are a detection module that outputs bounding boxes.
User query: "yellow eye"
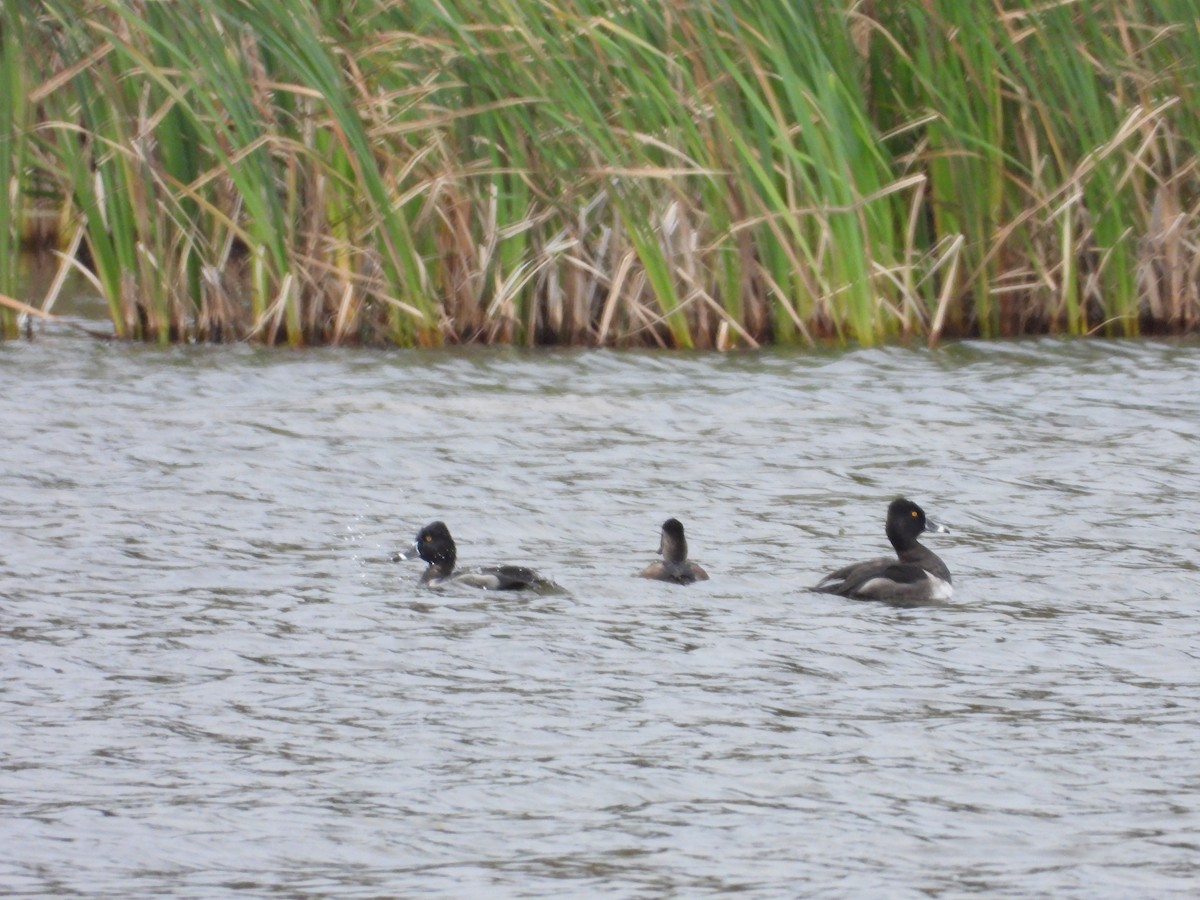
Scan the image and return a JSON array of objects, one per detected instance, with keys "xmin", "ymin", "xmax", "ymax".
[
  {"xmin": 423, "ymin": 535, "xmax": 432, "ymax": 542},
  {"xmin": 911, "ymin": 511, "xmax": 918, "ymax": 517}
]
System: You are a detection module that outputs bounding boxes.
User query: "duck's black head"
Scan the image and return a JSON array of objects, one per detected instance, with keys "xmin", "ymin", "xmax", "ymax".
[
  {"xmin": 885, "ymin": 498, "xmax": 947, "ymax": 552},
  {"xmin": 660, "ymin": 518, "xmax": 688, "ymax": 564},
  {"xmin": 416, "ymin": 521, "xmax": 456, "ymax": 566},
  {"xmin": 395, "ymin": 520, "xmax": 457, "ymax": 575}
]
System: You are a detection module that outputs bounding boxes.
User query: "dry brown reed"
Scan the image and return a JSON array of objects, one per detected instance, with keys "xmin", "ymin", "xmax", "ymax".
[{"xmin": 4, "ymin": 0, "xmax": 1200, "ymax": 347}]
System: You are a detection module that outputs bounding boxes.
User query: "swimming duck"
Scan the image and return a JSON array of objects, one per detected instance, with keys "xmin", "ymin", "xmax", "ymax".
[
  {"xmin": 815, "ymin": 498, "xmax": 952, "ymax": 602},
  {"xmin": 639, "ymin": 518, "xmax": 710, "ymax": 585},
  {"xmin": 395, "ymin": 521, "xmax": 547, "ymax": 590}
]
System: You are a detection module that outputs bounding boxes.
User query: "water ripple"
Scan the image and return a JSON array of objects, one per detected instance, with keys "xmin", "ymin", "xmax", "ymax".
[{"xmin": 1, "ymin": 332, "xmax": 1199, "ymax": 895}]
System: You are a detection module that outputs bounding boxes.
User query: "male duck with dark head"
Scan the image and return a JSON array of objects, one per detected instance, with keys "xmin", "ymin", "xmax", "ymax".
[
  {"xmin": 815, "ymin": 498, "xmax": 952, "ymax": 603},
  {"xmin": 639, "ymin": 518, "xmax": 709, "ymax": 585},
  {"xmin": 395, "ymin": 521, "xmax": 548, "ymax": 590}
]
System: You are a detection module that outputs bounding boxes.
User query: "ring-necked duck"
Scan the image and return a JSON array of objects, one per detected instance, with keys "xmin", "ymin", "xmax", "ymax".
[
  {"xmin": 815, "ymin": 498, "xmax": 952, "ymax": 603},
  {"xmin": 395, "ymin": 521, "xmax": 548, "ymax": 590},
  {"xmin": 639, "ymin": 518, "xmax": 709, "ymax": 584}
]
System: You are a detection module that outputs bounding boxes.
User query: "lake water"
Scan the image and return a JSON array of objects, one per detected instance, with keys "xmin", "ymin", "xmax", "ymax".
[{"xmin": 2, "ymin": 318, "xmax": 1199, "ymax": 896}]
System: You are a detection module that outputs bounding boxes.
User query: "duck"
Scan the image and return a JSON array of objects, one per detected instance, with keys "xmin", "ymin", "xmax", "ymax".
[
  {"xmin": 814, "ymin": 498, "xmax": 952, "ymax": 603},
  {"xmin": 394, "ymin": 521, "xmax": 548, "ymax": 590},
  {"xmin": 639, "ymin": 518, "xmax": 709, "ymax": 584}
]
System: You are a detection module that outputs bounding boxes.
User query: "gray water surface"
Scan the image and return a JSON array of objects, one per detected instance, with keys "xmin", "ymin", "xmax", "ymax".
[{"xmin": 2, "ymin": 328, "xmax": 1199, "ymax": 897}]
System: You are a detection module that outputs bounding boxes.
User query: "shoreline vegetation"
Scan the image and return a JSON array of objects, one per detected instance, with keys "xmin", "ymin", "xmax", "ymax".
[{"xmin": 2, "ymin": 1, "xmax": 1199, "ymax": 349}]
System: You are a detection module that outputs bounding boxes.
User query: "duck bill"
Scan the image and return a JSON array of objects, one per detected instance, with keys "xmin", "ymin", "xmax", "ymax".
[
  {"xmin": 926, "ymin": 518, "xmax": 950, "ymax": 535},
  {"xmin": 393, "ymin": 542, "xmax": 420, "ymax": 562}
]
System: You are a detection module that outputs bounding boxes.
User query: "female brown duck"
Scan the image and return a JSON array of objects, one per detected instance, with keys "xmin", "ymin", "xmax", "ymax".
[{"xmin": 639, "ymin": 518, "xmax": 709, "ymax": 585}]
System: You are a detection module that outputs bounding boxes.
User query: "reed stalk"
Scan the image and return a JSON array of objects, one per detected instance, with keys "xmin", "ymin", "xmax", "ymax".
[
  {"xmin": 0, "ymin": 1, "xmax": 29, "ymax": 336},
  {"xmin": 5, "ymin": 0, "xmax": 1200, "ymax": 346}
]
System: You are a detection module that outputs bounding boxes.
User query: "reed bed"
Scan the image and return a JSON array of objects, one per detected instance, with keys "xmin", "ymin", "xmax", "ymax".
[{"xmin": 4, "ymin": 0, "xmax": 1200, "ymax": 347}]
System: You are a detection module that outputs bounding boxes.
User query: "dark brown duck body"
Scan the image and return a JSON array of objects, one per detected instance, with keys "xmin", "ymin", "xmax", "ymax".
[{"xmin": 639, "ymin": 518, "xmax": 709, "ymax": 585}]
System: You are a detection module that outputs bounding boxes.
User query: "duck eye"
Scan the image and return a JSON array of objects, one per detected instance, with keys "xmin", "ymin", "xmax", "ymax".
[
  {"xmin": 911, "ymin": 511, "xmax": 918, "ymax": 517},
  {"xmin": 423, "ymin": 535, "xmax": 432, "ymax": 542}
]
